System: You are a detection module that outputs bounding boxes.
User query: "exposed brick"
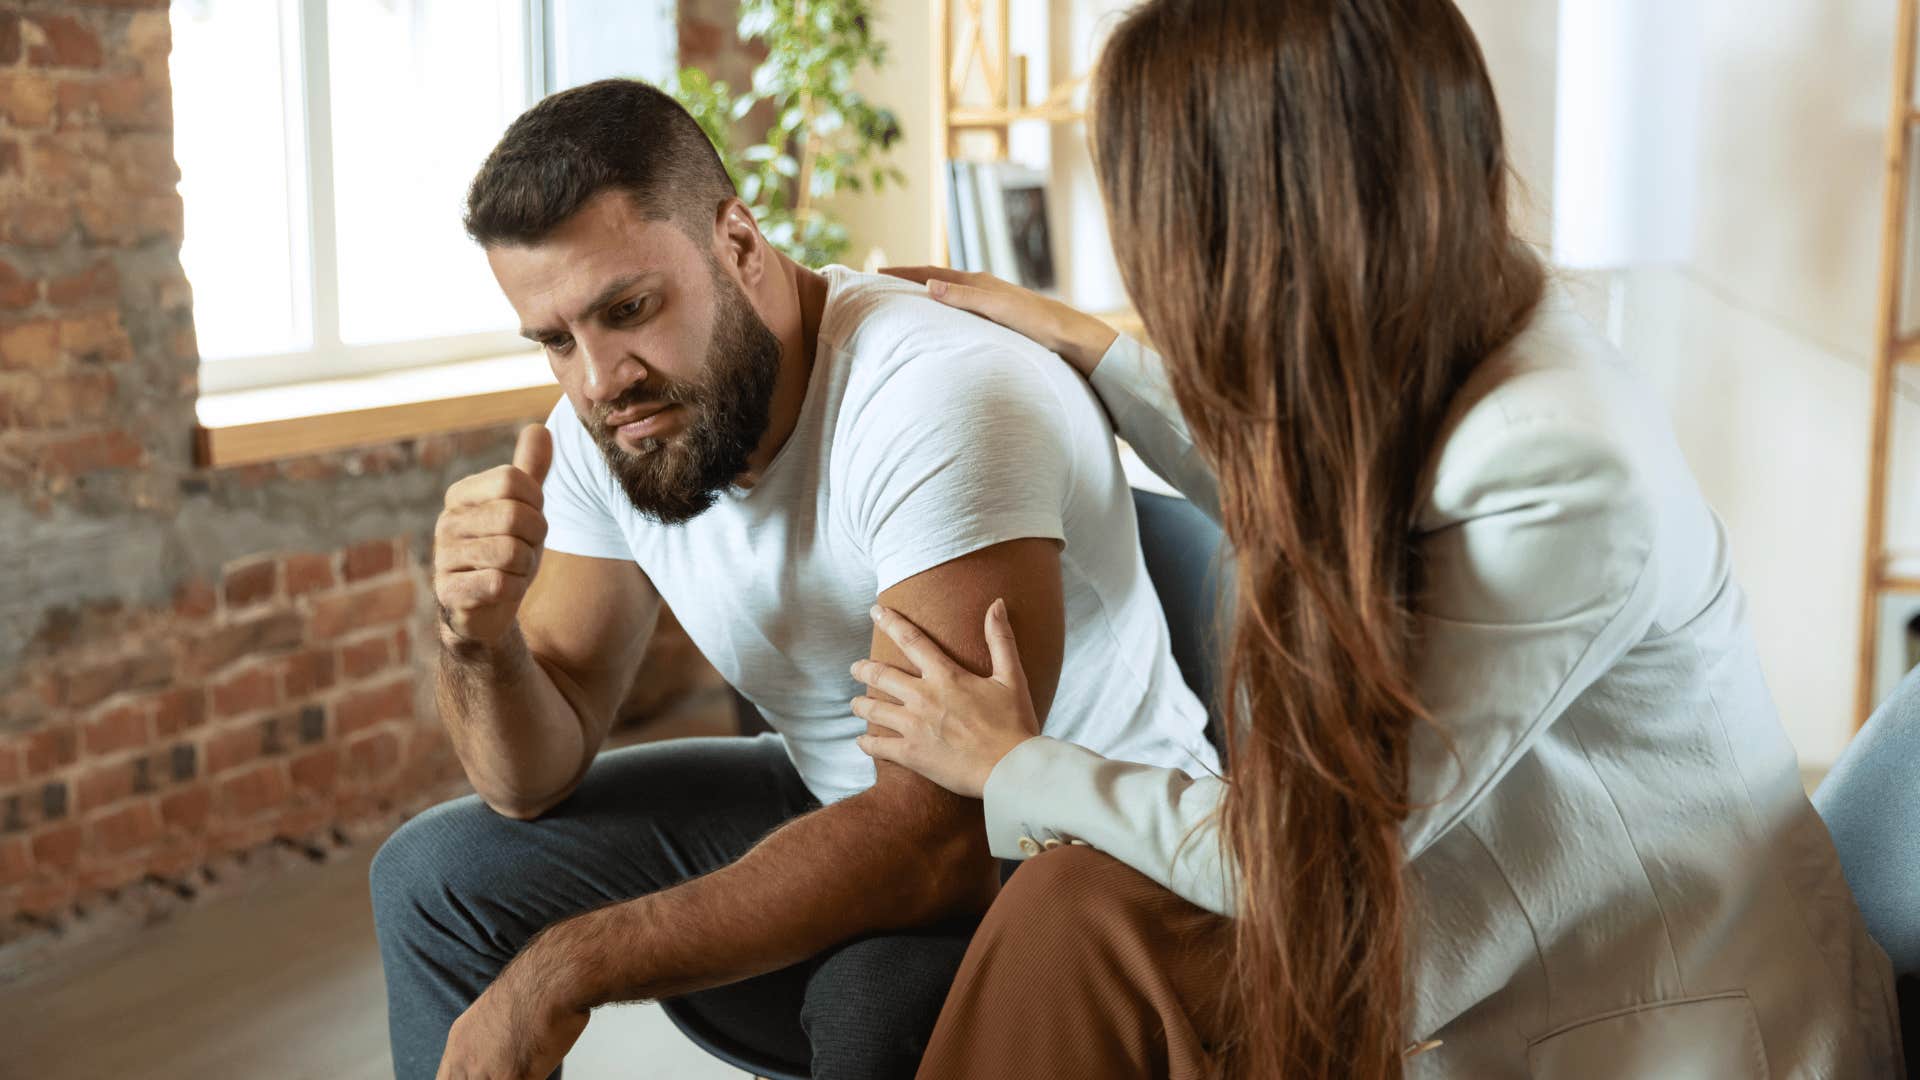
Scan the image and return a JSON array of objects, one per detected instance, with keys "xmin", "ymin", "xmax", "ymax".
[
  {"xmin": 0, "ymin": 743, "xmax": 18, "ymax": 787},
  {"xmin": 77, "ymin": 855, "xmax": 145, "ymax": 894},
  {"xmin": 335, "ymin": 678, "xmax": 412, "ymax": 738},
  {"xmin": 127, "ymin": 649, "xmax": 172, "ymax": 690},
  {"xmin": 59, "ymin": 309, "xmax": 132, "ymax": 362},
  {"xmin": 160, "ymin": 784, "xmax": 209, "ymax": 830},
  {"xmin": 308, "ymin": 580, "xmax": 416, "ymax": 641},
  {"xmin": 182, "ymin": 611, "xmax": 304, "ymax": 678},
  {"xmin": 74, "ymin": 759, "xmax": 132, "ymax": 814},
  {"xmin": 82, "ymin": 702, "xmax": 148, "ymax": 755},
  {"xmin": 283, "ymin": 553, "xmax": 336, "ymax": 598},
  {"xmin": 0, "ymin": 72, "xmax": 57, "ymax": 128},
  {"xmin": 2, "ymin": 794, "xmax": 23, "ymax": 833},
  {"xmin": 24, "ymin": 724, "xmax": 77, "ymax": 778},
  {"xmin": 258, "ymin": 712, "xmax": 294, "ymax": 757},
  {"xmin": 93, "ymin": 802, "xmax": 162, "ymax": 856},
  {"xmin": 0, "ymin": 137, "xmax": 17, "ymax": 181},
  {"xmin": 289, "ymin": 747, "xmax": 338, "ymax": 792},
  {"xmin": 346, "ymin": 730, "xmax": 401, "ymax": 780},
  {"xmin": 297, "ymin": 705, "xmax": 326, "ymax": 744},
  {"xmin": 44, "ymin": 260, "xmax": 118, "ymax": 309},
  {"xmin": 31, "ymin": 821, "xmax": 82, "ymax": 869},
  {"xmin": 210, "ymin": 665, "xmax": 278, "ymax": 719},
  {"xmin": 15, "ymin": 876, "xmax": 76, "ymax": 918},
  {"xmin": 0, "ymin": 837, "xmax": 31, "ymax": 887},
  {"xmin": 56, "ymin": 656, "xmax": 128, "ymax": 708},
  {"xmin": 203, "ymin": 724, "xmax": 260, "ymax": 776},
  {"xmin": 343, "ymin": 538, "xmax": 397, "ymax": 582},
  {"xmin": 281, "ymin": 648, "xmax": 335, "ymax": 698},
  {"xmin": 0, "ymin": 259, "xmax": 36, "ymax": 310},
  {"xmin": 153, "ymin": 688, "xmax": 206, "ymax": 738},
  {"xmin": 0, "ymin": 11, "xmax": 19, "ymax": 67},
  {"xmin": 221, "ymin": 558, "xmax": 278, "ymax": 609},
  {"xmin": 40, "ymin": 429, "xmax": 146, "ymax": 475},
  {"xmin": 172, "ymin": 578, "xmax": 216, "ymax": 620},
  {"xmin": 25, "ymin": 14, "xmax": 104, "ymax": 69},
  {"xmin": 3, "ymin": 197, "xmax": 72, "ymax": 249},
  {"xmin": 131, "ymin": 754, "xmax": 155, "ymax": 794},
  {"xmin": 41, "ymin": 781, "xmax": 68, "ymax": 820},
  {"xmin": 168, "ymin": 742, "xmax": 195, "ymax": 782},
  {"xmin": 0, "ymin": 319, "xmax": 60, "ymax": 371},
  {"xmin": 219, "ymin": 762, "xmax": 290, "ymax": 817},
  {"xmin": 340, "ymin": 635, "xmax": 391, "ymax": 680},
  {"xmin": 394, "ymin": 626, "xmax": 412, "ymax": 664},
  {"xmin": 21, "ymin": 370, "xmax": 117, "ymax": 427},
  {"xmin": 58, "ymin": 73, "xmax": 169, "ymax": 132}
]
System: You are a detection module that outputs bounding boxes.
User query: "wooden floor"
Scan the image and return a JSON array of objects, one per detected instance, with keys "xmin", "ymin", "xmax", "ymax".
[
  {"xmin": 0, "ymin": 696, "xmax": 746, "ymax": 1080},
  {"xmin": 0, "ymin": 832, "xmax": 740, "ymax": 1080}
]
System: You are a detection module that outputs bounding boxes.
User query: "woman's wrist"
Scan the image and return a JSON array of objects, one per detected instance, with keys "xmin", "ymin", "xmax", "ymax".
[{"xmin": 1044, "ymin": 301, "xmax": 1120, "ymax": 377}]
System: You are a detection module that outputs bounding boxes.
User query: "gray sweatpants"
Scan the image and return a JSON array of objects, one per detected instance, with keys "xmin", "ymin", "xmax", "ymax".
[{"xmin": 368, "ymin": 732, "xmax": 982, "ymax": 1080}]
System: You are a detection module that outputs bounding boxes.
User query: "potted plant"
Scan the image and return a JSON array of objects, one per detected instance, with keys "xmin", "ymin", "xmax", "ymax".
[{"xmin": 673, "ymin": 0, "xmax": 906, "ymax": 267}]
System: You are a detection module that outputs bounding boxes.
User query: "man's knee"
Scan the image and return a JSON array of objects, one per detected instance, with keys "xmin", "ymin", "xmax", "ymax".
[
  {"xmin": 369, "ymin": 796, "xmax": 521, "ymax": 953},
  {"xmin": 801, "ymin": 932, "xmax": 973, "ymax": 1080}
]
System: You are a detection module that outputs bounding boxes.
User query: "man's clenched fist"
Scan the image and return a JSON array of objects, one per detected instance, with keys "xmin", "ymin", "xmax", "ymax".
[{"xmin": 434, "ymin": 424, "xmax": 552, "ymax": 647}]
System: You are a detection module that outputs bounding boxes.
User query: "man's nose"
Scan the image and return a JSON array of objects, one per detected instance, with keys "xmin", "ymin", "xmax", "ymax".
[{"xmin": 579, "ymin": 340, "xmax": 641, "ymax": 405}]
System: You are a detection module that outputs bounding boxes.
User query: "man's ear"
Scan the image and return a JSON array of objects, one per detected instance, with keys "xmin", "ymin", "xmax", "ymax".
[{"xmin": 712, "ymin": 198, "xmax": 765, "ymax": 287}]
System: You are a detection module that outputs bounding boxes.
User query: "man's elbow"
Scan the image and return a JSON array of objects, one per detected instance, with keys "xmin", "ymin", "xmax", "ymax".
[{"xmin": 897, "ymin": 804, "xmax": 999, "ymax": 922}]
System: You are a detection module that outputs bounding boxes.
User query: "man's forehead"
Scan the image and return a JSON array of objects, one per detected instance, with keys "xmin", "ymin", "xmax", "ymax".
[{"xmin": 487, "ymin": 194, "xmax": 703, "ymax": 319}]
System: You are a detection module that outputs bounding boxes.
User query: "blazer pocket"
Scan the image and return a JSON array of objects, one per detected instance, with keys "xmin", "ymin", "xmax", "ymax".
[{"xmin": 1526, "ymin": 991, "xmax": 1769, "ymax": 1079}]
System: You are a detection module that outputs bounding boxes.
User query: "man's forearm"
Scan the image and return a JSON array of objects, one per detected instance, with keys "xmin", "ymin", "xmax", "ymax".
[
  {"xmin": 437, "ymin": 621, "xmax": 587, "ymax": 816},
  {"xmin": 522, "ymin": 775, "xmax": 998, "ymax": 1006}
]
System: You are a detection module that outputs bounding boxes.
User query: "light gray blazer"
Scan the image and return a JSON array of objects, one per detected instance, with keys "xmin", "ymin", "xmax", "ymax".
[{"xmin": 982, "ymin": 289, "xmax": 1903, "ymax": 1077}]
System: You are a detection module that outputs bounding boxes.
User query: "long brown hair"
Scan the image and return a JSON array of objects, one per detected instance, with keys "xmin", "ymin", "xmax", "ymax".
[{"xmin": 1092, "ymin": 2, "xmax": 1545, "ymax": 1076}]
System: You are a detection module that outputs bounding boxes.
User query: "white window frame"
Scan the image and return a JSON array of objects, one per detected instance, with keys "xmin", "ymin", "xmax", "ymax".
[{"xmin": 194, "ymin": 0, "xmax": 677, "ymax": 395}]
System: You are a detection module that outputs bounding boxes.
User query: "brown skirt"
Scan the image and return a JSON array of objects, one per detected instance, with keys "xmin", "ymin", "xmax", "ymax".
[{"xmin": 916, "ymin": 844, "xmax": 1235, "ymax": 1080}]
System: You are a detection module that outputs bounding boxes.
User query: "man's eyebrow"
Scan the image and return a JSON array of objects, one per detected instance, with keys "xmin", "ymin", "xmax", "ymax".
[{"xmin": 519, "ymin": 272, "xmax": 660, "ymax": 341}]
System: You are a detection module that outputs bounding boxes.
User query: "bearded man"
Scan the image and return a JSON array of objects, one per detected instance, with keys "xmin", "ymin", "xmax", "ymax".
[{"xmin": 368, "ymin": 78, "xmax": 1216, "ymax": 1080}]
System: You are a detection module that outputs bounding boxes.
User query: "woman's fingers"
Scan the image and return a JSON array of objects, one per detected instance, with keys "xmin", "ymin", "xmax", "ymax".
[
  {"xmin": 983, "ymin": 598, "xmax": 1030, "ymax": 693},
  {"xmin": 851, "ymin": 695, "xmax": 916, "ymax": 735},
  {"xmin": 868, "ymin": 606, "xmax": 963, "ymax": 681},
  {"xmin": 855, "ymin": 731, "xmax": 914, "ymax": 770},
  {"xmin": 878, "ymin": 265, "xmax": 970, "ymax": 286},
  {"xmin": 851, "ymin": 658, "xmax": 923, "ymax": 707}
]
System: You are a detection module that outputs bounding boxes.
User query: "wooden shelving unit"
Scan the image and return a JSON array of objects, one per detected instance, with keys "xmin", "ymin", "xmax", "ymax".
[
  {"xmin": 929, "ymin": 0, "xmax": 1138, "ymax": 337},
  {"xmin": 1854, "ymin": 0, "xmax": 1920, "ymax": 727}
]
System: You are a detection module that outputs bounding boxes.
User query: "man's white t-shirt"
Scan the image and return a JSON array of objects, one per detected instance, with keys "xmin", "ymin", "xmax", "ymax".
[{"xmin": 541, "ymin": 266, "xmax": 1219, "ymax": 803}]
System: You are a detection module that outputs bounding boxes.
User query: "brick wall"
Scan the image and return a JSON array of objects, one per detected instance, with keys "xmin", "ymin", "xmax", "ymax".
[{"xmin": 0, "ymin": 1, "xmax": 742, "ymax": 955}]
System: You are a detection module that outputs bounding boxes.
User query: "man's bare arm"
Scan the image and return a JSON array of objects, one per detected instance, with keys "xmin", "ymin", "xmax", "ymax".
[
  {"xmin": 512, "ymin": 537, "xmax": 1066, "ymax": 1005},
  {"xmin": 434, "ymin": 425, "xmax": 659, "ymax": 819}
]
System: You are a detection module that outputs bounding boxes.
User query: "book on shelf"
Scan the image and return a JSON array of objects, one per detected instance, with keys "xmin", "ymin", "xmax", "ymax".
[{"xmin": 944, "ymin": 159, "xmax": 1056, "ymax": 292}]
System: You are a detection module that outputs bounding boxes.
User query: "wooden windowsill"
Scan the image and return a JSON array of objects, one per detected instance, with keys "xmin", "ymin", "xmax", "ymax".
[{"xmin": 194, "ymin": 353, "xmax": 559, "ymax": 468}]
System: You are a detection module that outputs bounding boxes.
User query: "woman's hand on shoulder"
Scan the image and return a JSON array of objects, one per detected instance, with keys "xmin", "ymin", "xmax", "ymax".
[{"xmin": 881, "ymin": 266, "xmax": 1120, "ymax": 379}]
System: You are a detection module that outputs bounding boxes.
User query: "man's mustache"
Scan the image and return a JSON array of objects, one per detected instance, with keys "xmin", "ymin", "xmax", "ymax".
[{"xmin": 592, "ymin": 378, "xmax": 700, "ymax": 430}]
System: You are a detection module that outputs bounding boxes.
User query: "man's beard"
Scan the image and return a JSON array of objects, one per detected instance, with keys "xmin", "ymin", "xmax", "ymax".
[{"xmin": 585, "ymin": 268, "xmax": 783, "ymax": 525}]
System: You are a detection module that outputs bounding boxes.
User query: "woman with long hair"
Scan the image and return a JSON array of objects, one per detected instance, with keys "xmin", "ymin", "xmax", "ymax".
[{"xmin": 849, "ymin": 1, "xmax": 1901, "ymax": 1076}]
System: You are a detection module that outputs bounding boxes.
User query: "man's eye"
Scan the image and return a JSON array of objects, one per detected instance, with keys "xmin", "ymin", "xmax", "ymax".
[
  {"xmin": 545, "ymin": 336, "xmax": 573, "ymax": 354},
  {"xmin": 614, "ymin": 297, "xmax": 650, "ymax": 322}
]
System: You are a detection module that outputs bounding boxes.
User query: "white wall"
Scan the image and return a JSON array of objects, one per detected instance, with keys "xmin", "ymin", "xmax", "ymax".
[
  {"xmin": 1459, "ymin": 0, "xmax": 1910, "ymax": 767},
  {"xmin": 832, "ymin": 0, "xmax": 1913, "ymax": 767}
]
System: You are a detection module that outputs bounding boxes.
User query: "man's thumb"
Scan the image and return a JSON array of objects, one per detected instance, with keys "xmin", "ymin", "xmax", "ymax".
[{"xmin": 512, "ymin": 424, "xmax": 552, "ymax": 486}]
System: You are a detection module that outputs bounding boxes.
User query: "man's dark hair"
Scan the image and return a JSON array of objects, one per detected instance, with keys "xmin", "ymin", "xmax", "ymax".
[{"xmin": 464, "ymin": 78, "xmax": 737, "ymax": 247}]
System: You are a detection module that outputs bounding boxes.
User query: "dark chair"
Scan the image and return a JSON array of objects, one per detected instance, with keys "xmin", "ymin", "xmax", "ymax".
[
  {"xmin": 1812, "ymin": 666, "xmax": 1920, "ymax": 1078},
  {"xmin": 660, "ymin": 486, "xmax": 1228, "ymax": 1080}
]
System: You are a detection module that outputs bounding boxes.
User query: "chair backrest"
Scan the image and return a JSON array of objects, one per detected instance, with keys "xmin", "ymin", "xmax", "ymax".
[
  {"xmin": 1130, "ymin": 488, "xmax": 1230, "ymax": 757},
  {"xmin": 1811, "ymin": 665, "xmax": 1920, "ymax": 1077},
  {"xmin": 1813, "ymin": 666, "xmax": 1920, "ymax": 977}
]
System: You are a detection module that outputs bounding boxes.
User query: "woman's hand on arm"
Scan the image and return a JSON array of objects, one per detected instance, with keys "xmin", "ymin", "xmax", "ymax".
[
  {"xmin": 852, "ymin": 598, "xmax": 1041, "ymax": 799},
  {"xmin": 880, "ymin": 267, "xmax": 1120, "ymax": 379}
]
